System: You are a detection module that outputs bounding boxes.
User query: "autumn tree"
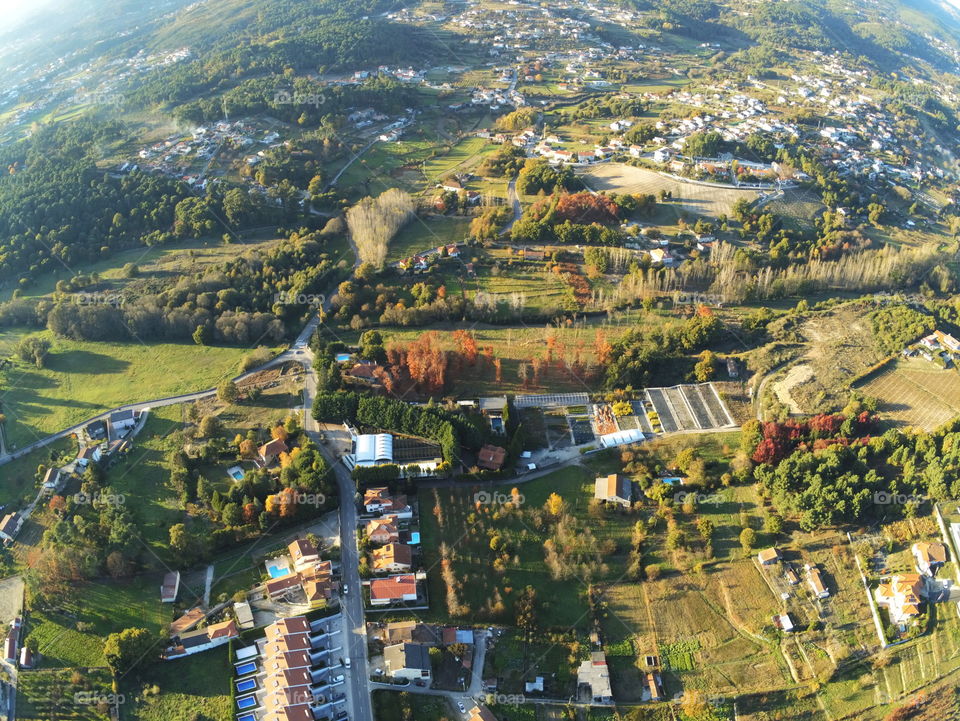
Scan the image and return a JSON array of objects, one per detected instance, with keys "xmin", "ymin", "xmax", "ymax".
[{"xmin": 453, "ymin": 330, "xmax": 478, "ymax": 365}]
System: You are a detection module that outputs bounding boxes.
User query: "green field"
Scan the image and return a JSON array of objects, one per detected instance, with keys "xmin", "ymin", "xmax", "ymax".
[
  {"xmin": 123, "ymin": 646, "xmax": 233, "ymax": 721},
  {"xmin": 422, "ymin": 135, "xmax": 497, "ymax": 182},
  {"xmin": 26, "ymin": 575, "xmax": 172, "ymax": 668},
  {"xmin": 0, "ymin": 331, "xmax": 261, "ymax": 449},
  {"xmin": 387, "ymin": 215, "xmax": 472, "ymax": 263},
  {"xmin": 0, "ymin": 435, "xmax": 77, "ymax": 508}
]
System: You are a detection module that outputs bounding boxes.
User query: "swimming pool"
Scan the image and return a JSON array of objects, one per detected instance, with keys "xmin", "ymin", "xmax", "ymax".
[
  {"xmin": 409, "ymin": 532, "xmax": 421, "ymax": 544},
  {"xmin": 235, "ymin": 662, "xmax": 257, "ymax": 676},
  {"xmin": 227, "ymin": 466, "xmax": 245, "ymax": 482},
  {"xmin": 335, "ymin": 353, "xmax": 352, "ymax": 363},
  {"xmin": 266, "ymin": 559, "xmax": 291, "ymax": 578},
  {"xmin": 236, "ymin": 695, "xmax": 257, "ymax": 710},
  {"xmin": 236, "ymin": 679, "xmax": 257, "ymax": 693},
  {"xmin": 237, "ymin": 715, "xmax": 256, "ymax": 721}
]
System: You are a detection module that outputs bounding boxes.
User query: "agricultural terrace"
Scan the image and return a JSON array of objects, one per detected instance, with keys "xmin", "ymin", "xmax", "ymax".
[
  {"xmin": 854, "ymin": 356, "xmax": 960, "ymax": 431},
  {"xmin": 579, "ymin": 163, "xmax": 758, "ymax": 219},
  {"xmin": 387, "ymin": 215, "xmax": 472, "ymax": 263}
]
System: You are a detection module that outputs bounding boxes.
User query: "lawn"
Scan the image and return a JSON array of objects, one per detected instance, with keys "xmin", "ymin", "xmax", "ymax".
[
  {"xmin": 0, "ymin": 435, "xmax": 77, "ymax": 508},
  {"xmin": 26, "ymin": 574, "xmax": 172, "ymax": 668},
  {"xmin": 0, "ymin": 332, "xmax": 259, "ymax": 449},
  {"xmin": 387, "ymin": 215, "xmax": 473, "ymax": 263},
  {"xmin": 17, "ymin": 667, "xmax": 113, "ymax": 721},
  {"xmin": 422, "ymin": 136, "xmax": 497, "ymax": 183},
  {"xmin": 123, "ymin": 645, "xmax": 233, "ymax": 721}
]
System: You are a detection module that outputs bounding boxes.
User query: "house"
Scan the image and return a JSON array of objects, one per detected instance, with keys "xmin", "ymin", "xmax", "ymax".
[
  {"xmin": 170, "ymin": 607, "xmax": 206, "ymax": 635},
  {"xmin": 468, "ymin": 706, "xmax": 498, "ymax": 721},
  {"xmin": 912, "ymin": 542, "xmax": 947, "ymax": 576},
  {"xmin": 594, "ymin": 474, "xmax": 632, "ymax": 507},
  {"xmin": 478, "ymin": 397, "xmax": 508, "ymax": 433},
  {"xmin": 757, "ymin": 547, "xmax": 781, "ymax": 565},
  {"xmin": 343, "ymin": 362, "xmax": 383, "ymax": 388},
  {"xmin": 266, "ymin": 571, "xmax": 304, "ymax": 599},
  {"xmin": 288, "ymin": 538, "xmax": 320, "ymax": 571},
  {"xmin": 653, "ymin": 147, "xmax": 672, "ymax": 163},
  {"xmin": 776, "ymin": 613, "xmax": 795, "ymax": 632},
  {"xmin": 18, "ymin": 646, "xmax": 32, "ymax": 669},
  {"xmin": 525, "ymin": 676, "xmax": 544, "ymax": 693},
  {"xmin": 369, "ymin": 574, "xmax": 419, "ymax": 606},
  {"xmin": 363, "ymin": 487, "xmax": 412, "ymax": 518},
  {"xmin": 806, "ymin": 565, "xmax": 829, "ymax": 599},
  {"xmin": 258, "ymin": 438, "xmax": 289, "ymax": 467},
  {"xmin": 629, "ymin": 145, "xmax": 643, "ymax": 158},
  {"xmin": 4, "ymin": 618, "xmax": 20, "ymax": 663},
  {"xmin": 477, "ymin": 444, "xmax": 507, "ymax": 472},
  {"xmin": 577, "ymin": 651, "xmax": 613, "ymax": 704},
  {"xmin": 110, "ymin": 409, "xmax": 137, "ymax": 436},
  {"xmin": 41, "ymin": 468, "xmax": 61, "ymax": 495},
  {"xmin": 161, "ymin": 571, "xmax": 181, "ymax": 603},
  {"xmin": 76, "ymin": 445, "xmax": 102, "ymax": 467},
  {"xmin": 372, "ymin": 543, "xmax": 413, "ymax": 573},
  {"xmin": 86, "ymin": 419, "xmax": 108, "ymax": 441},
  {"xmin": 522, "ymin": 248, "xmax": 545, "ymax": 262},
  {"xmin": 440, "ymin": 178, "xmax": 464, "ymax": 192},
  {"xmin": 784, "ymin": 565, "xmax": 799, "ymax": 585},
  {"xmin": 373, "ymin": 621, "xmax": 441, "ymax": 646},
  {"xmin": 366, "ymin": 516, "xmax": 401, "ymax": 545},
  {"xmin": 384, "ymin": 642, "xmax": 432, "ymax": 682},
  {"xmin": 875, "ymin": 573, "xmax": 927, "ymax": 624},
  {"xmin": 167, "ymin": 619, "xmax": 239, "ymax": 658},
  {"xmin": 0, "ymin": 513, "xmax": 23, "ymax": 544}
]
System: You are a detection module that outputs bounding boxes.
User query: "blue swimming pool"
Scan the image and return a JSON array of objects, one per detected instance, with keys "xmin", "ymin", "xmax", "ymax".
[
  {"xmin": 335, "ymin": 353, "xmax": 352, "ymax": 363},
  {"xmin": 236, "ymin": 679, "xmax": 257, "ymax": 693},
  {"xmin": 237, "ymin": 696, "xmax": 257, "ymax": 710},
  {"xmin": 266, "ymin": 561, "xmax": 290, "ymax": 578},
  {"xmin": 235, "ymin": 662, "xmax": 257, "ymax": 676},
  {"xmin": 409, "ymin": 532, "xmax": 421, "ymax": 544},
  {"xmin": 237, "ymin": 714, "xmax": 256, "ymax": 721},
  {"xmin": 228, "ymin": 468, "xmax": 244, "ymax": 481}
]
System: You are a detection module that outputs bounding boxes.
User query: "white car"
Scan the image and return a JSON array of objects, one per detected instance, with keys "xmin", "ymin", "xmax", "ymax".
[
  {"xmin": 344, "ymin": 657, "xmax": 351, "ymax": 668},
  {"xmin": 457, "ymin": 702, "xmax": 466, "ymax": 714}
]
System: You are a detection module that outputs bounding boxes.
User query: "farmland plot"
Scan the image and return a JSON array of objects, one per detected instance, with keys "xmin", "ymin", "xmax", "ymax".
[{"xmin": 855, "ymin": 357, "xmax": 960, "ymax": 431}]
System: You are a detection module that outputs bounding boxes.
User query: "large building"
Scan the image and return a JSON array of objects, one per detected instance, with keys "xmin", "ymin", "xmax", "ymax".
[{"xmin": 343, "ymin": 428, "xmax": 442, "ymax": 476}]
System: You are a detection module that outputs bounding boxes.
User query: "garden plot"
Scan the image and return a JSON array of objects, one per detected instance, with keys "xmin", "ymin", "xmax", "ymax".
[{"xmin": 645, "ymin": 384, "xmax": 736, "ymax": 432}]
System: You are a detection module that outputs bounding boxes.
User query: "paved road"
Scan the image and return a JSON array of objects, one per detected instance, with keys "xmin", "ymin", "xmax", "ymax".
[
  {"xmin": 296, "ymin": 346, "xmax": 373, "ymax": 721},
  {"xmin": 500, "ymin": 177, "xmax": 522, "ymax": 236}
]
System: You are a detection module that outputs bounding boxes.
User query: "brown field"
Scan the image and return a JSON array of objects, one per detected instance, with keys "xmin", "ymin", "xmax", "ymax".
[
  {"xmin": 855, "ymin": 357, "xmax": 960, "ymax": 431},
  {"xmin": 579, "ymin": 163, "xmax": 758, "ymax": 218}
]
